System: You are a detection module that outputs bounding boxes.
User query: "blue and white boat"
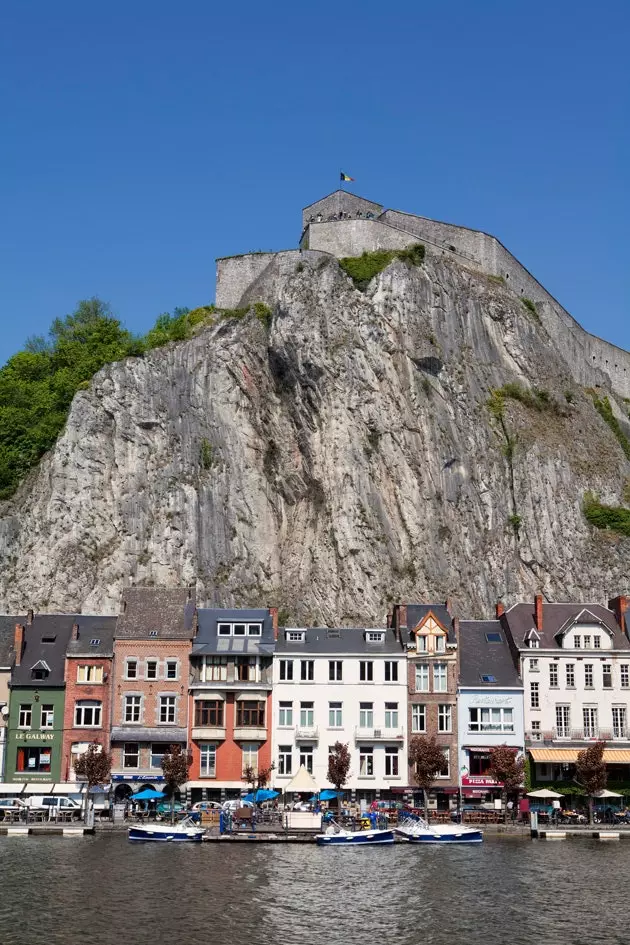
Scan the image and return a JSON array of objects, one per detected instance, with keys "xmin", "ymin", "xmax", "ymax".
[
  {"xmin": 128, "ymin": 817, "xmax": 204, "ymax": 843},
  {"xmin": 396, "ymin": 815, "xmax": 482, "ymax": 844},
  {"xmin": 315, "ymin": 824, "xmax": 395, "ymax": 846}
]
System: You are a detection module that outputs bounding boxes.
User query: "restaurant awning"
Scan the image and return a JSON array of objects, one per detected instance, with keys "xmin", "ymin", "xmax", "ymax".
[
  {"xmin": 23, "ymin": 782, "xmax": 56, "ymax": 794},
  {"xmin": 529, "ymin": 748, "xmax": 630, "ymax": 763},
  {"xmin": 0, "ymin": 783, "xmax": 25, "ymax": 794}
]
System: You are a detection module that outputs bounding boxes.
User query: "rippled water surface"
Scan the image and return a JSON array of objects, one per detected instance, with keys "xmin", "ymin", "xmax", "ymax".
[{"xmin": 0, "ymin": 834, "xmax": 628, "ymax": 945}]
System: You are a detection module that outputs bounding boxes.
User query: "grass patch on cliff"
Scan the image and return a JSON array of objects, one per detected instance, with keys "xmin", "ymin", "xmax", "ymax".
[
  {"xmin": 339, "ymin": 243, "xmax": 425, "ymax": 291},
  {"xmin": 488, "ymin": 383, "xmax": 565, "ymax": 417},
  {"xmin": 591, "ymin": 394, "xmax": 630, "ymax": 461},
  {"xmin": 583, "ymin": 493, "xmax": 630, "ymax": 537}
]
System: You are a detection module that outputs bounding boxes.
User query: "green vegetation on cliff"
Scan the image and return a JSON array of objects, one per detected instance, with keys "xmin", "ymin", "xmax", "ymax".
[
  {"xmin": 340, "ymin": 243, "xmax": 425, "ymax": 290},
  {"xmin": 591, "ymin": 394, "xmax": 630, "ymax": 461},
  {"xmin": 583, "ymin": 493, "xmax": 630, "ymax": 537}
]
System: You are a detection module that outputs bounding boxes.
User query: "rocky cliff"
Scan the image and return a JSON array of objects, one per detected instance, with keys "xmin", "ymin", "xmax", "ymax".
[{"xmin": 1, "ymin": 252, "xmax": 628, "ymax": 621}]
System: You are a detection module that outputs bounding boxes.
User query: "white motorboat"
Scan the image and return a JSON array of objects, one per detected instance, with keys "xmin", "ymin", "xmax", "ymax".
[
  {"xmin": 396, "ymin": 815, "xmax": 483, "ymax": 844},
  {"xmin": 315, "ymin": 823, "xmax": 395, "ymax": 846},
  {"xmin": 128, "ymin": 816, "xmax": 204, "ymax": 843}
]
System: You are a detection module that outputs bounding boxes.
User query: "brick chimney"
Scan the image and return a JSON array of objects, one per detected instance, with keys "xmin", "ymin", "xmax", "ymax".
[
  {"xmin": 608, "ymin": 595, "xmax": 628, "ymax": 636},
  {"xmin": 26, "ymin": 609, "xmax": 34, "ymax": 626},
  {"xmin": 269, "ymin": 607, "xmax": 279, "ymax": 641},
  {"xmin": 444, "ymin": 598, "xmax": 452, "ymax": 614},
  {"xmin": 72, "ymin": 623, "xmax": 79, "ymax": 640},
  {"xmin": 386, "ymin": 612, "xmax": 393, "ymax": 629},
  {"xmin": 397, "ymin": 605, "xmax": 408, "ymax": 630},
  {"xmin": 496, "ymin": 600, "xmax": 505, "ymax": 618},
  {"xmin": 14, "ymin": 624, "xmax": 24, "ymax": 666},
  {"xmin": 452, "ymin": 617, "xmax": 459, "ymax": 642},
  {"xmin": 534, "ymin": 594, "xmax": 543, "ymax": 631}
]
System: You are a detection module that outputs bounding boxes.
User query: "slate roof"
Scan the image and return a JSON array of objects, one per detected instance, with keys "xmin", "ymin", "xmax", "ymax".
[
  {"xmin": 110, "ymin": 726, "xmax": 187, "ymax": 744},
  {"xmin": 11, "ymin": 615, "xmax": 77, "ymax": 687},
  {"xmin": 193, "ymin": 609, "xmax": 276, "ymax": 656},
  {"xmin": 115, "ymin": 587, "xmax": 196, "ymax": 640},
  {"xmin": 275, "ymin": 626, "xmax": 402, "ymax": 655},
  {"xmin": 66, "ymin": 616, "xmax": 116, "ymax": 657},
  {"xmin": 458, "ymin": 620, "xmax": 522, "ymax": 688},
  {"xmin": 0, "ymin": 615, "xmax": 25, "ymax": 667},
  {"xmin": 403, "ymin": 604, "xmax": 456, "ymax": 645},
  {"xmin": 501, "ymin": 602, "xmax": 629, "ymax": 650}
]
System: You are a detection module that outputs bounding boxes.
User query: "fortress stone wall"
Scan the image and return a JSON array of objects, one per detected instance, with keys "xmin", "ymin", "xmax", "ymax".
[{"xmin": 215, "ymin": 191, "xmax": 630, "ymax": 398}]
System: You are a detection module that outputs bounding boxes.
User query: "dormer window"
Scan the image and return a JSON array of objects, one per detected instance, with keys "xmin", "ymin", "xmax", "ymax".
[
  {"xmin": 41, "ymin": 636, "xmax": 56, "ymax": 644},
  {"xmin": 435, "ymin": 636, "xmax": 446, "ymax": 653},
  {"xmin": 417, "ymin": 635, "xmax": 427, "ymax": 652},
  {"xmin": 285, "ymin": 630, "xmax": 306, "ymax": 643},
  {"xmin": 574, "ymin": 635, "xmax": 581, "ymax": 648},
  {"xmin": 529, "ymin": 639, "xmax": 540, "ymax": 648},
  {"xmin": 218, "ymin": 624, "xmax": 231, "ymax": 636},
  {"xmin": 233, "ymin": 624, "xmax": 246, "ymax": 636},
  {"xmin": 90, "ymin": 639, "xmax": 100, "ymax": 646},
  {"xmin": 149, "ymin": 630, "xmax": 158, "ymax": 638},
  {"xmin": 247, "ymin": 624, "xmax": 262, "ymax": 636},
  {"xmin": 594, "ymin": 635, "xmax": 601, "ymax": 649},
  {"xmin": 30, "ymin": 660, "xmax": 50, "ymax": 681},
  {"xmin": 365, "ymin": 630, "xmax": 385, "ymax": 643}
]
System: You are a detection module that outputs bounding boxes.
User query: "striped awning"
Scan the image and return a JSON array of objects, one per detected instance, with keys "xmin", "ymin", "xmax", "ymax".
[{"xmin": 529, "ymin": 748, "xmax": 630, "ymax": 763}]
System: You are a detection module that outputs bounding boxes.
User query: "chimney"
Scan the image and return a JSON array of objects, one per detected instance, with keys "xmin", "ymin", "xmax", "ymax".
[
  {"xmin": 386, "ymin": 612, "xmax": 393, "ymax": 629},
  {"xmin": 26, "ymin": 609, "xmax": 34, "ymax": 626},
  {"xmin": 452, "ymin": 617, "xmax": 460, "ymax": 642},
  {"xmin": 269, "ymin": 607, "xmax": 279, "ymax": 641},
  {"xmin": 72, "ymin": 623, "xmax": 79, "ymax": 641},
  {"xmin": 398, "ymin": 605, "xmax": 408, "ymax": 630},
  {"xmin": 608, "ymin": 595, "xmax": 628, "ymax": 636},
  {"xmin": 534, "ymin": 594, "xmax": 543, "ymax": 631},
  {"xmin": 496, "ymin": 600, "xmax": 505, "ymax": 618},
  {"xmin": 444, "ymin": 598, "xmax": 452, "ymax": 614},
  {"xmin": 14, "ymin": 624, "xmax": 24, "ymax": 666}
]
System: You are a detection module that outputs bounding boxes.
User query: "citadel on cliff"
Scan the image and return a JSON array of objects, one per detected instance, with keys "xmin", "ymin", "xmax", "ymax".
[{"xmin": 217, "ymin": 189, "xmax": 630, "ymax": 399}]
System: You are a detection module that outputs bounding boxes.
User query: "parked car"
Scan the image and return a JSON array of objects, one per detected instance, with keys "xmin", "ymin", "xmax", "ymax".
[
  {"xmin": 156, "ymin": 800, "xmax": 185, "ymax": 816},
  {"xmin": 0, "ymin": 798, "xmax": 27, "ymax": 820},
  {"xmin": 222, "ymin": 799, "xmax": 254, "ymax": 811},
  {"xmin": 191, "ymin": 801, "xmax": 223, "ymax": 812},
  {"xmin": 22, "ymin": 796, "xmax": 83, "ymax": 819}
]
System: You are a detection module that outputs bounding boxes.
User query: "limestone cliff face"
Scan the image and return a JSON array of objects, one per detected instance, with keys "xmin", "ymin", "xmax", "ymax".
[{"xmin": 1, "ymin": 254, "xmax": 628, "ymax": 620}]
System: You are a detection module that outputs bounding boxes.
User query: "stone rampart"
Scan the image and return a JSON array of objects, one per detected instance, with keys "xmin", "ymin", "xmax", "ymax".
[{"xmin": 215, "ymin": 253, "xmax": 276, "ymax": 309}]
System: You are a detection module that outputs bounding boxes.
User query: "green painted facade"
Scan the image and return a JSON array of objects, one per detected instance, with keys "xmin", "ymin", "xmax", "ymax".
[{"xmin": 5, "ymin": 686, "xmax": 66, "ymax": 782}]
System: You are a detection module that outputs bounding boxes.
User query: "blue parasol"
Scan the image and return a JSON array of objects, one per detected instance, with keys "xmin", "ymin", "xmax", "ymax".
[{"xmin": 133, "ymin": 789, "xmax": 166, "ymax": 800}]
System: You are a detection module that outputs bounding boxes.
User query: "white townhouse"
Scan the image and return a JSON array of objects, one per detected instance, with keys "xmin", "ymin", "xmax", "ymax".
[
  {"xmin": 457, "ymin": 619, "xmax": 524, "ymax": 809},
  {"xmin": 500, "ymin": 595, "xmax": 630, "ymax": 787},
  {"xmin": 271, "ymin": 627, "xmax": 407, "ymax": 799}
]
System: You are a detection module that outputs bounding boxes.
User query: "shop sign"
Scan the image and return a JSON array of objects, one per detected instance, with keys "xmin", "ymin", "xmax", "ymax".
[
  {"xmin": 112, "ymin": 774, "xmax": 165, "ymax": 782},
  {"xmin": 14, "ymin": 732, "xmax": 55, "ymax": 741},
  {"xmin": 461, "ymin": 775, "xmax": 502, "ymax": 787}
]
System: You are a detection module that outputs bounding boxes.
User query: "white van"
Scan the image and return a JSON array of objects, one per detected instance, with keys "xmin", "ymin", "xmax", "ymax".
[{"xmin": 23, "ymin": 796, "xmax": 82, "ymax": 819}]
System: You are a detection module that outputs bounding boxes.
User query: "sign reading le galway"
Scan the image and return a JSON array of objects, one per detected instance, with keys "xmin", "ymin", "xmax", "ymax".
[{"xmin": 14, "ymin": 732, "xmax": 55, "ymax": 741}]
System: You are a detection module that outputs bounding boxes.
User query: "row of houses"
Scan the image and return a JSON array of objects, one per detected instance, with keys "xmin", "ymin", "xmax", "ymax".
[{"xmin": 0, "ymin": 588, "xmax": 628, "ymax": 810}]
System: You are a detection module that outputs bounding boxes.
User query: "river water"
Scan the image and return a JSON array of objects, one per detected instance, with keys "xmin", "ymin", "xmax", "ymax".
[{"xmin": 0, "ymin": 834, "xmax": 628, "ymax": 945}]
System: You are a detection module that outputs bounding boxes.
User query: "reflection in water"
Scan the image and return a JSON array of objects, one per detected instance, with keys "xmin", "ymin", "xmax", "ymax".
[{"xmin": 0, "ymin": 835, "xmax": 627, "ymax": 945}]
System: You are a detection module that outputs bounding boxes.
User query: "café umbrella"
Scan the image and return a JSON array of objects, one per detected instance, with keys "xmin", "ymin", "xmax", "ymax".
[
  {"xmin": 243, "ymin": 789, "xmax": 279, "ymax": 803},
  {"xmin": 132, "ymin": 789, "xmax": 166, "ymax": 801},
  {"xmin": 526, "ymin": 789, "xmax": 563, "ymax": 799}
]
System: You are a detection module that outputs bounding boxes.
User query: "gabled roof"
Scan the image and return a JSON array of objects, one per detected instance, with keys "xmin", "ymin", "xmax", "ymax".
[
  {"xmin": 555, "ymin": 608, "xmax": 612, "ymax": 640},
  {"xmin": 302, "ymin": 190, "xmax": 384, "ymax": 213},
  {"xmin": 30, "ymin": 659, "xmax": 51, "ymax": 672},
  {"xmin": 115, "ymin": 587, "xmax": 196, "ymax": 640},
  {"xmin": 405, "ymin": 604, "xmax": 456, "ymax": 644},
  {"xmin": 11, "ymin": 615, "xmax": 77, "ymax": 687},
  {"xmin": 501, "ymin": 602, "xmax": 629, "ymax": 650},
  {"xmin": 458, "ymin": 620, "xmax": 522, "ymax": 688}
]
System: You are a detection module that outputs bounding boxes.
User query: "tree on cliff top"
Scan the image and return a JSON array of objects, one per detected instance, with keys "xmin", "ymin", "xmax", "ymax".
[
  {"xmin": 408, "ymin": 735, "xmax": 447, "ymax": 823},
  {"xmin": 73, "ymin": 741, "xmax": 112, "ymax": 822},
  {"xmin": 488, "ymin": 745, "xmax": 525, "ymax": 823},
  {"xmin": 575, "ymin": 741, "xmax": 607, "ymax": 824}
]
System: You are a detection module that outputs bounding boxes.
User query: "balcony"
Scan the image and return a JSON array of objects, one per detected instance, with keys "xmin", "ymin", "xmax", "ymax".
[
  {"xmin": 294, "ymin": 726, "xmax": 319, "ymax": 741},
  {"xmin": 233, "ymin": 726, "xmax": 267, "ymax": 741},
  {"xmin": 191, "ymin": 726, "xmax": 226, "ymax": 741},
  {"xmin": 354, "ymin": 727, "xmax": 405, "ymax": 742},
  {"xmin": 526, "ymin": 727, "xmax": 626, "ymax": 744}
]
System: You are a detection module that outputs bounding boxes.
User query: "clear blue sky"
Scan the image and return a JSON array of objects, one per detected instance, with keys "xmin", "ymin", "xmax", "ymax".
[{"xmin": 1, "ymin": 0, "xmax": 628, "ymax": 363}]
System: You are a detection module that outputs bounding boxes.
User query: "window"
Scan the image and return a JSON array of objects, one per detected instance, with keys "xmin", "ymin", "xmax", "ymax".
[
  {"xmin": 438, "ymin": 704, "xmax": 452, "ymax": 733},
  {"xmin": 529, "ymin": 639, "xmax": 540, "ymax": 648},
  {"xmin": 480, "ymin": 674, "xmax": 496, "ymax": 683},
  {"xmin": 583, "ymin": 707, "xmax": 598, "ymax": 738},
  {"xmin": 612, "ymin": 707, "xmax": 627, "ymax": 740},
  {"xmin": 530, "ymin": 682, "xmax": 540, "ymax": 709},
  {"xmin": 77, "ymin": 665, "xmax": 103, "ymax": 683},
  {"xmin": 384, "ymin": 661, "xmax": 398, "ymax": 682},
  {"xmin": 359, "ymin": 661, "xmax": 373, "ymax": 682},
  {"xmin": 300, "ymin": 660, "xmax": 314, "ymax": 682},
  {"xmin": 415, "ymin": 664, "xmax": 429, "ymax": 692},
  {"xmin": 469, "ymin": 707, "xmax": 514, "ymax": 732},
  {"xmin": 278, "ymin": 746, "xmax": 292, "ymax": 776},
  {"xmin": 195, "ymin": 700, "xmax": 224, "ymax": 727},
  {"xmin": 151, "ymin": 744, "xmax": 165, "ymax": 769},
  {"xmin": 124, "ymin": 695, "xmax": 141, "ymax": 723},
  {"xmin": 555, "ymin": 705, "xmax": 570, "ymax": 739},
  {"xmin": 286, "ymin": 630, "xmax": 305, "ymax": 642},
  {"xmin": 299, "ymin": 745, "xmax": 313, "ymax": 774},
  {"xmin": 411, "ymin": 704, "xmax": 426, "ymax": 733},
  {"xmin": 40, "ymin": 704, "xmax": 54, "ymax": 729},
  {"xmin": 329, "ymin": 702, "xmax": 342, "ymax": 727},
  {"xmin": 574, "ymin": 635, "xmax": 581, "ymax": 649},
  {"xmin": 529, "ymin": 659, "xmax": 539, "ymax": 672},
  {"xmin": 603, "ymin": 664, "xmax": 613, "ymax": 689},
  {"xmin": 329, "ymin": 660, "xmax": 343, "ymax": 681},
  {"xmin": 366, "ymin": 631, "xmax": 385, "ymax": 643},
  {"xmin": 149, "ymin": 630, "xmax": 158, "ymax": 638},
  {"xmin": 435, "ymin": 636, "xmax": 446, "ymax": 653},
  {"xmin": 583, "ymin": 635, "xmax": 591, "ymax": 649},
  {"xmin": 123, "ymin": 743, "xmax": 139, "ymax": 769},
  {"xmin": 31, "ymin": 665, "xmax": 49, "ymax": 680},
  {"xmin": 16, "ymin": 747, "xmax": 51, "ymax": 773},
  {"xmin": 359, "ymin": 747, "xmax": 374, "ymax": 777},
  {"xmin": 531, "ymin": 720, "xmax": 542, "ymax": 741},
  {"xmin": 279, "ymin": 660, "xmax": 294, "ymax": 681},
  {"xmin": 593, "ymin": 636, "xmax": 601, "ymax": 649},
  {"xmin": 203, "ymin": 656, "xmax": 227, "ymax": 682},
  {"xmin": 359, "ymin": 702, "xmax": 373, "ymax": 728},
  {"xmin": 233, "ymin": 624, "xmax": 246, "ymax": 636},
  {"xmin": 384, "ymin": 702, "xmax": 398, "ymax": 728},
  {"xmin": 242, "ymin": 743, "xmax": 258, "ymax": 776},
  {"xmin": 438, "ymin": 748, "xmax": 450, "ymax": 779},
  {"xmin": 218, "ymin": 623, "xmax": 231, "ymax": 636},
  {"xmin": 237, "ymin": 701, "xmax": 265, "ymax": 727},
  {"xmin": 549, "ymin": 663, "xmax": 558, "ymax": 688},
  {"xmin": 584, "ymin": 664, "xmax": 594, "ymax": 688},
  {"xmin": 146, "ymin": 660, "xmax": 158, "ymax": 680},
  {"xmin": 485, "ymin": 632, "xmax": 503, "ymax": 643},
  {"xmin": 41, "ymin": 635, "xmax": 56, "ymax": 644},
  {"xmin": 18, "ymin": 704, "xmax": 32, "ymax": 729},
  {"xmin": 247, "ymin": 623, "xmax": 262, "ymax": 636},
  {"xmin": 74, "ymin": 701, "xmax": 102, "ymax": 727},
  {"xmin": 166, "ymin": 660, "xmax": 178, "ymax": 680},
  {"xmin": 125, "ymin": 660, "xmax": 138, "ymax": 680},
  {"xmin": 278, "ymin": 701, "xmax": 293, "ymax": 727},
  {"xmin": 299, "ymin": 702, "xmax": 314, "ymax": 727},
  {"xmin": 433, "ymin": 663, "xmax": 447, "ymax": 692},
  {"xmin": 89, "ymin": 639, "xmax": 100, "ymax": 646},
  {"xmin": 621, "ymin": 665, "xmax": 629, "ymax": 689},
  {"xmin": 200, "ymin": 744, "xmax": 216, "ymax": 777},
  {"xmin": 237, "ymin": 656, "xmax": 258, "ymax": 682},
  {"xmin": 385, "ymin": 747, "xmax": 399, "ymax": 777},
  {"xmin": 565, "ymin": 664, "xmax": 575, "ymax": 688},
  {"xmin": 417, "ymin": 635, "xmax": 427, "ymax": 652}
]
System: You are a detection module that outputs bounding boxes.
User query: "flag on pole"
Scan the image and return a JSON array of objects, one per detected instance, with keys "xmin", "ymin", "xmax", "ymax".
[{"xmin": 340, "ymin": 172, "xmax": 355, "ymax": 182}]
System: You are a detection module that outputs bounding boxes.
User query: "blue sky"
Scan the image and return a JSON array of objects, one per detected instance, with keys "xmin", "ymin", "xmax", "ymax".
[{"xmin": 1, "ymin": 0, "xmax": 628, "ymax": 363}]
